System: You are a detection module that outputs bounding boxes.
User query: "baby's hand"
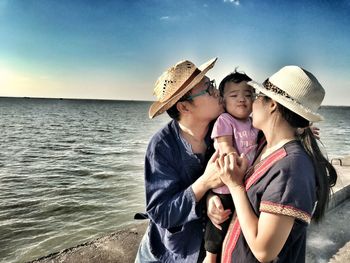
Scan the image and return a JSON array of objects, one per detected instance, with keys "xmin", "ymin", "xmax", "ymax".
[
  {"xmin": 207, "ymin": 193, "xmax": 232, "ymax": 230},
  {"xmin": 217, "ymin": 153, "xmax": 248, "ymax": 189}
]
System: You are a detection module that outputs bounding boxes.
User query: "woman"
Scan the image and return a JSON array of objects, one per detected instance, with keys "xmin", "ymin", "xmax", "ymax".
[{"xmin": 209, "ymin": 65, "xmax": 337, "ymax": 262}]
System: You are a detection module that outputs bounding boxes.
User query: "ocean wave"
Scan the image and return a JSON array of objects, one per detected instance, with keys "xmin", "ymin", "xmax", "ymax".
[{"xmin": 1, "ymin": 99, "xmax": 347, "ymax": 263}]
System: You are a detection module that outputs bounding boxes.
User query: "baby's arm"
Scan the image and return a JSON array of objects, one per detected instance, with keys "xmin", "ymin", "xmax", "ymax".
[{"xmin": 215, "ymin": 135, "xmax": 238, "ymax": 155}]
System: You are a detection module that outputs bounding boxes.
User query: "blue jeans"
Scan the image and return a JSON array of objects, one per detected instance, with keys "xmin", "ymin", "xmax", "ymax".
[{"xmin": 134, "ymin": 227, "xmax": 160, "ymax": 263}]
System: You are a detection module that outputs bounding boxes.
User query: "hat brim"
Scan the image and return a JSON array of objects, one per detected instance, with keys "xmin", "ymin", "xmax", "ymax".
[
  {"xmin": 149, "ymin": 57, "xmax": 218, "ymax": 119},
  {"xmin": 248, "ymin": 80, "xmax": 324, "ymax": 122}
]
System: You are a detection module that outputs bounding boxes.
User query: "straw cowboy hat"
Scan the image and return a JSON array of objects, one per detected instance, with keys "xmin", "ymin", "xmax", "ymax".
[
  {"xmin": 149, "ymin": 57, "xmax": 218, "ymax": 119},
  {"xmin": 248, "ymin": 65, "xmax": 325, "ymax": 122}
]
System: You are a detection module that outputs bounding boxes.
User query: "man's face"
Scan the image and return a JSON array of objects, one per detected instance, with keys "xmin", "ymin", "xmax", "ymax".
[{"xmin": 188, "ymin": 77, "xmax": 224, "ymax": 121}]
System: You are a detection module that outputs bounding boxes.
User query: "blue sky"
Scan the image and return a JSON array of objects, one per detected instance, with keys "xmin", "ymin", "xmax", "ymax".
[{"xmin": 0, "ymin": 0, "xmax": 349, "ymax": 105}]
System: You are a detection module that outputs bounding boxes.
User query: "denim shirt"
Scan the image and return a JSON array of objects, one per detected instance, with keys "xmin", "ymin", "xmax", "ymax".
[{"xmin": 144, "ymin": 120, "xmax": 214, "ymax": 262}]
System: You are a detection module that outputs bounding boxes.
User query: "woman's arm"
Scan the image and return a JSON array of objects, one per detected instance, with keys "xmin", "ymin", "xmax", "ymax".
[
  {"xmin": 218, "ymin": 154, "xmax": 294, "ymax": 262},
  {"xmin": 229, "ymin": 185, "xmax": 294, "ymax": 262}
]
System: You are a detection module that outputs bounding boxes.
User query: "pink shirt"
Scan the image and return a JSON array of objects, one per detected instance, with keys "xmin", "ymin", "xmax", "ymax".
[{"xmin": 211, "ymin": 113, "xmax": 259, "ymax": 194}]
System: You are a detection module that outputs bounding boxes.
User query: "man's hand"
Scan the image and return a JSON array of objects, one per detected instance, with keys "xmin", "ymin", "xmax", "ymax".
[{"xmin": 201, "ymin": 150, "xmax": 224, "ymax": 190}]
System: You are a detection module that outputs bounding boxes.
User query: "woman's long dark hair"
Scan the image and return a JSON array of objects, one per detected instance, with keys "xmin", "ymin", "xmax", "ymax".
[{"xmin": 277, "ymin": 103, "xmax": 337, "ymax": 222}]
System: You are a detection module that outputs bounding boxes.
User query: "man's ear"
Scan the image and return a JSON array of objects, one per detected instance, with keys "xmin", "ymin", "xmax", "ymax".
[{"xmin": 176, "ymin": 101, "xmax": 190, "ymax": 115}]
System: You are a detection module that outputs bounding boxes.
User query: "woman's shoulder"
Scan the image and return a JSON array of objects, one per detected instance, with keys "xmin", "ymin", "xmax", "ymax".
[
  {"xmin": 273, "ymin": 141, "xmax": 314, "ymax": 176},
  {"xmin": 284, "ymin": 141, "xmax": 311, "ymax": 161}
]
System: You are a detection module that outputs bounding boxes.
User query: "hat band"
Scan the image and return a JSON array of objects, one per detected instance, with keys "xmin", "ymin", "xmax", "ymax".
[
  {"xmin": 261, "ymin": 78, "xmax": 323, "ymax": 122},
  {"xmin": 263, "ymin": 79, "xmax": 294, "ymax": 101}
]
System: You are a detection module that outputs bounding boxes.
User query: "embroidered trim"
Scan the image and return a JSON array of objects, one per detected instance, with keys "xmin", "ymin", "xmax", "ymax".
[
  {"xmin": 245, "ymin": 148, "xmax": 287, "ymax": 190},
  {"xmin": 222, "ymin": 215, "xmax": 241, "ymax": 263},
  {"xmin": 260, "ymin": 201, "xmax": 311, "ymax": 224}
]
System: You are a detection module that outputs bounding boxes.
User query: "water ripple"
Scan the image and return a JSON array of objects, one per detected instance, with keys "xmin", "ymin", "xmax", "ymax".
[{"xmin": 2, "ymin": 99, "xmax": 347, "ymax": 263}]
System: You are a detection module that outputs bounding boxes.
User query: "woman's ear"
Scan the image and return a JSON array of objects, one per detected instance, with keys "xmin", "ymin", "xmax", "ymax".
[{"xmin": 269, "ymin": 99, "xmax": 278, "ymax": 114}]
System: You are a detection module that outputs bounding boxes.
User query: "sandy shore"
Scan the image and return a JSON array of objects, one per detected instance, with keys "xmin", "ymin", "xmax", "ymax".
[
  {"xmin": 29, "ymin": 157, "xmax": 350, "ymax": 263},
  {"xmin": 329, "ymin": 241, "xmax": 350, "ymax": 262},
  {"xmin": 30, "ymin": 222, "xmax": 148, "ymax": 263}
]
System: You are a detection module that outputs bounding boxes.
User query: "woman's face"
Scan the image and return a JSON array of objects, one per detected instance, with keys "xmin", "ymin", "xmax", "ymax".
[{"xmin": 252, "ymin": 95, "xmax": 269, "ymax": 130}]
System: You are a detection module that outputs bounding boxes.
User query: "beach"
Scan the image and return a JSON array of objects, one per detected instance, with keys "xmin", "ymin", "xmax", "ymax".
[{"xmin": 29, "ymin": 159, "xmax": 350, "ymax": 263}]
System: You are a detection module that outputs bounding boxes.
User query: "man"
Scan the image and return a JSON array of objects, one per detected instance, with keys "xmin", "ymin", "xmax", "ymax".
[{"xmin": 135, "ymin": 58, "xmax": 226, "ymax": 262}]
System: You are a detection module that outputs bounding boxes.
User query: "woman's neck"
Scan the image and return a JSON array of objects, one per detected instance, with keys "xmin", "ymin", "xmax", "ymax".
[
  {"xmin": 260, "ymin": 121, "xmax": 296, "ymax": 160},
  {"xmin": 265, "ymin": 132, "xmax": 296, "ymax": 149},
  {"xmin": 260, "ymin": 116, "xmax": 295, "ymax": 146}
]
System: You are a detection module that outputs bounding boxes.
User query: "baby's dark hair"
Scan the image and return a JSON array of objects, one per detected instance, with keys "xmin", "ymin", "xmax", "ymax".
[{"xmin": 218, "ymin": 69, "xmax": 252, "ymax": 97}]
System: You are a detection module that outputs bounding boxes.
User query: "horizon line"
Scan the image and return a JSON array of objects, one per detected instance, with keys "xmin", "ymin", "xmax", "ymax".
[
  {"xmin": 0, "ymin": 96, "xmax": 349, "ymax": 107},
  {"xmin": 0, "ymin": 95, "xmax": 152, "ymax": 103}
]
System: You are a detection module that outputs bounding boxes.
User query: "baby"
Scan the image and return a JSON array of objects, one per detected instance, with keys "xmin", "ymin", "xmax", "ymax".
[{"xmin": 204, "ymin": 70, "xmax": 259, "ymax": 262}]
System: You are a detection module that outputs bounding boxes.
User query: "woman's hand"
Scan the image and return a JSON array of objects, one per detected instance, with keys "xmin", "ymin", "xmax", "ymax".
[
  {"xmin": 206, "ymin": 193, "xmax": 232, "ymax": 230},
  {"xmin": 217, "ymin": 153, "xmax": 249, "ymax": 189}
]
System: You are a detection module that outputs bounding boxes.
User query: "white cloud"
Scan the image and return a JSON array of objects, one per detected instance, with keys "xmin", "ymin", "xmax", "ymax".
[
  {"xmin": 224, "ymin": 0, "xmax": 240, "ymax": 6},
  {"xmin": 160, "ymin": 16, "xmax": 170, "ymax": 20}
]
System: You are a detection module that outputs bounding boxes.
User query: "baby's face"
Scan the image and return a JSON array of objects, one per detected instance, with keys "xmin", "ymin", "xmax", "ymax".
[{"xmin": 223, "ymin": 81, "xmax": 253, "ymax": 120}]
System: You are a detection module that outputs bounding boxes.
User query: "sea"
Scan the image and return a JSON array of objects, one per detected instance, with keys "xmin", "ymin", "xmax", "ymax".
[{"xmin": 0, "ymin": 97, "xmax": 349, "ymax": 263}]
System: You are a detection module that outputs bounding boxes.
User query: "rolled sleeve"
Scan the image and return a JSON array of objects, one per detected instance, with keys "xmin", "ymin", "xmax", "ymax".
[{"xmin": 259, "ymin": 155, "xmax": 316, "ymax": 225}]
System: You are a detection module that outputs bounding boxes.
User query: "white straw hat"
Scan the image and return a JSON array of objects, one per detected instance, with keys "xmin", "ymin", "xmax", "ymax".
[
  {"xmin": 149, "ymin": 57, "xmax": 217, "ymax": 119},
  {"xmin": 248, "ymin": 65, "xmax": 325, "ymax": 122}
]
